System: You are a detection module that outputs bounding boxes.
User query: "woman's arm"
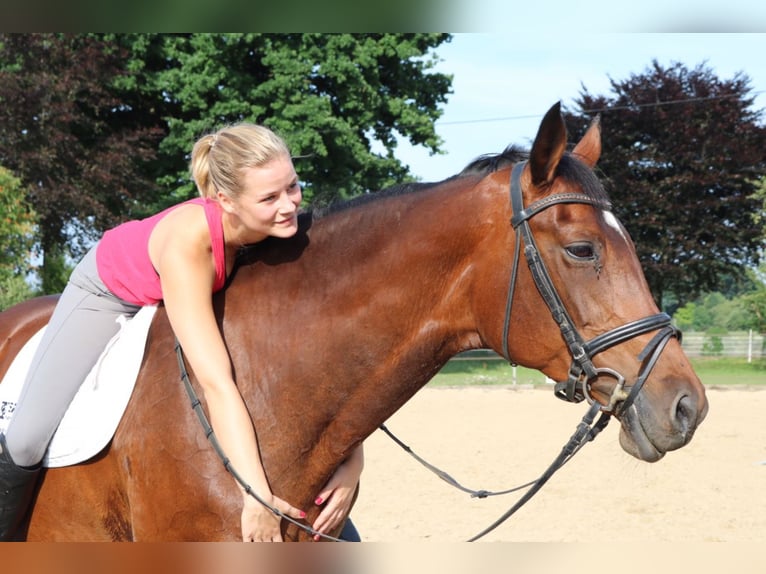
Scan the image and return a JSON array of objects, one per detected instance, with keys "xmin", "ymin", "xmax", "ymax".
[{"xmin": 151, "ymin": 206, "xmax": 304, "ymax": 541}]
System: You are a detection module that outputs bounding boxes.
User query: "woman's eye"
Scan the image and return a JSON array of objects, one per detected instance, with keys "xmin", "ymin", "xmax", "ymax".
[{"xmin": 565, "ymin": 243, "xmax": 595, "ymax": 260}]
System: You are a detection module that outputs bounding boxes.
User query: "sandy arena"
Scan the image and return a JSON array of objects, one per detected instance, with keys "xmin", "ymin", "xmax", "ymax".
[{"xmin": 351, "ymin": 386, "xmax": 765, "ymax": 542}]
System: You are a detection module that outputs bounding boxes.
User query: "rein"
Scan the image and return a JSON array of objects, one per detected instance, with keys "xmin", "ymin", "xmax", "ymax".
[
  {"xmin": 454, "ymin": 161, "xmax": 680, "ymax": 540},
  {"xmin": 384, "ymin": 161, "xmax": 682, "ymax": 541}
]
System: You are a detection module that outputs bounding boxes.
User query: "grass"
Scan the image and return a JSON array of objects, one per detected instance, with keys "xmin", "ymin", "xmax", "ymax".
[
  {"xmin": 429, "ymin": 356, "xmax": 766, "ymax": 388},
  {"xmin": 689, "ymin": 357, "xmax": 766, "ymax": 387}
]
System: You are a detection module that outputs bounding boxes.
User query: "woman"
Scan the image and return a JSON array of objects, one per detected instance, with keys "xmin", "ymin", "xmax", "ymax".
[{"xmin": 0, "ymin": 124, "xmax": 363, "ymax": 542}]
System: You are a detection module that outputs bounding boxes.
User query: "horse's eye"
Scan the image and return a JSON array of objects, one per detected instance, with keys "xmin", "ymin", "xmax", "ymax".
[{"xmin": 565, "ymin": 243, "xmax": 595, "ymax": 260}]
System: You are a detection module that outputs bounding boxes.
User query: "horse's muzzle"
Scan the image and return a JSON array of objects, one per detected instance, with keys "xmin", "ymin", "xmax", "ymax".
[{"xmin": 617, "ymin": 387, "xmax": 708, "ymax": 462}]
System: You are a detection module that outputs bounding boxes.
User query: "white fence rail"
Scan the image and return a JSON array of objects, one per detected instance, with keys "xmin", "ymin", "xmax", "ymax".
[
  {"xmin": 452, "ymin": 330, "xmax": 765, "ymax": 362},
  {"xmin": 680, "ymin": 330, "xmax": 764, "ymax": 360}
]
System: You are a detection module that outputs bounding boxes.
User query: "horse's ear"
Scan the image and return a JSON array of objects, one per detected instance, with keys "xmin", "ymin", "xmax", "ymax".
[
  {"xmin": 571, "ymin": 115, "xmax": 601, "ymax": 167},
  {"xmin": 528, "ymin": 102, "xmax": 567, "ymax": 187}
]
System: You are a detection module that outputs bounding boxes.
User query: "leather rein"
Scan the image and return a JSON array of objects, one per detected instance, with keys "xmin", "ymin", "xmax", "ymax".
[{"xmin": 458, "ymin": 161, "xmax": 681, "ymax": 541}]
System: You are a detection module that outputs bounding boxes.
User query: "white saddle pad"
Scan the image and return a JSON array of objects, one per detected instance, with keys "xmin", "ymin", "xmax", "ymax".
[{"xmin": 0, "ymin": 305, "xmax": 157, "ymax": 467}]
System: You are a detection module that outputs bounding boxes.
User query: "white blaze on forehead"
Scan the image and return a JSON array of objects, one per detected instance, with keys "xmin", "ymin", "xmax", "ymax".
[{"xmin": 603, "ymin": 211, "xmax": 628, "ymax": 241}]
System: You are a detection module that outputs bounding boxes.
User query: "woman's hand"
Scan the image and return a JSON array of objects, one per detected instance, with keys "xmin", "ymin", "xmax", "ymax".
[
  {"xmin": 311, "ymin": 445, "xmax": 364, "ymax": 541},
  {"xmin": 241, "ymin": 492, "xmax": 306, "ymax": 542}
]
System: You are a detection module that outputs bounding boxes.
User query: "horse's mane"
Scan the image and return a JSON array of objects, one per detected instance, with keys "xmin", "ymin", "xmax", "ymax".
[
  {"xmin": 310, "ymin": 144, "xmax": 608, "ymax": 220},
  {"xmin": 307, "ymin": 146, "xmax": 524, "ymax": 220},
  {"xmin": 461, "ymin": 144, "xmax": 609, "ymax": 203}
]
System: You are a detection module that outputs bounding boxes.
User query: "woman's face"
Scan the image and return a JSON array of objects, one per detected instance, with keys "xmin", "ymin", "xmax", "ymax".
[{"xmin": 220, "ymin": 154, "xmax": 302, "ymax": 243}]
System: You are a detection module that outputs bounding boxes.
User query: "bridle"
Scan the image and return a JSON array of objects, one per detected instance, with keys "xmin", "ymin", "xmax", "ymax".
[
  {"xmin": 362, "ymin": 160, "xmax": 685, "ymax": 542},
  {"xmin": 501, "ymin": 161, "xmax": 681, "ymax": 416},
  {"xmin": 439, "ymin": 160, "xmax": 683, "ymax": 542}
]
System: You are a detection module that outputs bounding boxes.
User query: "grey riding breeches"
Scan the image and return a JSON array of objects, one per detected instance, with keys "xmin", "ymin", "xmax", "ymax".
[{"xmin": 4, "ymin": 245, "xmax": 141, "ymax": 467}]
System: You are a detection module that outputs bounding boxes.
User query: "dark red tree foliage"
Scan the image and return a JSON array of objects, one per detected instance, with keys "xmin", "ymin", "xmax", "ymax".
[
  {"xmin": 0, "ymin": 34, "xmax": 164, "ymax": 260},
  {"xmin": 565, "ymin": 60, "xmax": 766, "ymax": 308}
]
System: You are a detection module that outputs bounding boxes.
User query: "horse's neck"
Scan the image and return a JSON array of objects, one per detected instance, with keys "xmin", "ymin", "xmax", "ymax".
[
  {"xmin": 318, "ymin": 179, "xmax": 488, "ymax": 340},
  {"xmin": 301, "ymin": 179, "xmax": 497, "ymax": 414}
]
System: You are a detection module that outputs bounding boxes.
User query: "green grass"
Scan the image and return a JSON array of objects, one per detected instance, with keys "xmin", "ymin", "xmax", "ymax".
[
  {"xmin": 689, "ymin": 357, "xmax": 766, "ymax": 387},
  {"xmin": 428, "ymin": 356, "xmax": 766, "ymax": 388}
]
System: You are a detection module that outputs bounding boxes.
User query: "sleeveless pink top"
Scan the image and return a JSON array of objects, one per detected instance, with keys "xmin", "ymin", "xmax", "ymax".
[{"xmin": 96, "ymin": 198, "xmax": 226, "ymax": 306}]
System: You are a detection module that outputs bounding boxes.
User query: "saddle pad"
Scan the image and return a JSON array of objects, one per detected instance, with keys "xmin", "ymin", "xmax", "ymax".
[{"xmin": 0, "ymin": 305, "xmax": 157, "ymax": 468}]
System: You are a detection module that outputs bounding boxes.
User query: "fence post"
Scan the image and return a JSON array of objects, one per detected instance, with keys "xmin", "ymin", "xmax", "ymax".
[{"xmin": 748, "ymin": 329, "xmax": 753, "ymax": 363}]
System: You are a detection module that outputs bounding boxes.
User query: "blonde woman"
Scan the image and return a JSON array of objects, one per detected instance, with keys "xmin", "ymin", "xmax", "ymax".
[{"xmin": 0, "ymin": 124, "xmax": 363, "ymax": 542}]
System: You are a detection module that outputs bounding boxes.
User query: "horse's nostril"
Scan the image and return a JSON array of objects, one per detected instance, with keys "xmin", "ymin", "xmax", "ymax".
[{"xmin": 674, "ymin": 394, "xmax": 696, "ymax": 437}]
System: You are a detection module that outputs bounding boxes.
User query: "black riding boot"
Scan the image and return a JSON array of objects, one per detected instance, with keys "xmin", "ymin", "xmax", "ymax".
[{"xmin": 0, "ymin": 434, "xmax": 41, "ymax": 541}]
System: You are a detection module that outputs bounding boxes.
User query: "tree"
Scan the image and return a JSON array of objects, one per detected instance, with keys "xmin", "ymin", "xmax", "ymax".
[
  {"xmin": 742, "ymin": 263, "xmax": 766, "ymax": 333},
  {"xmin": 121, "ymin": 33, "xmax": 452, "ymax": 208},
  {"xmin": 0, "ymin": 166, "xmax": 36, "ymax": 309},
  {"xmin": 0, "ymin": 34, "xmax": 453, "ymax": 292},
  {"xmin": 564, "ymin": 60, "xmax": 766, "ymax": 309},
  {"xmin": 753, "ymin": 176, "xmax": 766, "ymax": 237},
  {"xmin": 0, "ymin": 33, "xmax": 165, "ymax": 292}
]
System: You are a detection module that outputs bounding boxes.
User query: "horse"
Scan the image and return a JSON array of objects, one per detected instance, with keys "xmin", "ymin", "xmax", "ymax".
[{"xmin": 0, "ymin": 102, "xmax": 708, "ymax": 541}]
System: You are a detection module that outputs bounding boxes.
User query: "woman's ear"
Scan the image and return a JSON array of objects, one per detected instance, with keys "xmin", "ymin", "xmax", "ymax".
[{"xmin": 216, "ymin": 191, "xmax": 237, "ymax": 214}]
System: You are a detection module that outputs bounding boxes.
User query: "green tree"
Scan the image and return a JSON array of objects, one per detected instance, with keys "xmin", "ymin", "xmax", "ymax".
[
  {"xmin": 120, "ymin": 33, "xmax": 452, "ymax": 208},
  {"xmin": 564, "ymin": 60, "xmax": 766, "ymax": 309},
  {"xmin": 0, "ymin": 33, "xmax": 453, "ymax": 292},
  {"xmin": 0, "ymin": 166, "xmax": 36, "ymax": 309},
  {"xmin": 742, "ymin": 264, "xmax": 766, "ymax": 333},
  {"xmin": 753, "ymin": 176, "xmax": 766, "ymax": 237},
  {"xmin": 673, "ymin": 301, "xmax": 697, "ymax": 331},
  {"xmin": 743, "ymin": 290, "xmax": 766, "ymax": 333}
]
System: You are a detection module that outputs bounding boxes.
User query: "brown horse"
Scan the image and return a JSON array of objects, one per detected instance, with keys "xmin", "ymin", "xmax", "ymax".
[{"xmin": 0, "ymin": 103, "xmax": 707, "ymax": 541}]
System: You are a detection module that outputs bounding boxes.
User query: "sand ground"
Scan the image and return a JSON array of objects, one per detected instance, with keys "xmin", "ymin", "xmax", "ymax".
[{"xmin": 350, "ymin": 386, "xmax": 766, "ymax": 542}]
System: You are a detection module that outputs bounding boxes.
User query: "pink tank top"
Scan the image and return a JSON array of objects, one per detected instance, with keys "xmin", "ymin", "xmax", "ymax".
[{"xmin": 96, "ymin": 198, "xmax": 226, "ymax": 305}]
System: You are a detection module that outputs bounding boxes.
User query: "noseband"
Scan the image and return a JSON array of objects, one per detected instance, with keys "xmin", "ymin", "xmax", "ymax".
[{"xmin": 501, "ymin": 162, "xmax": 680, "ymax": 416}]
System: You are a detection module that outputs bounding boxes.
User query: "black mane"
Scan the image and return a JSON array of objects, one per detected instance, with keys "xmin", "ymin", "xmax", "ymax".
[
  {"xmin": 460, "ymin": 143, "xmax": 608, "ymax": 203},
  {"xmin": 309, "ymin": 143, "xmax": 608, "ymax": 219},
  {"xmin": 459, "ymin": 145, "xmax": 528, "ymax": 177}
]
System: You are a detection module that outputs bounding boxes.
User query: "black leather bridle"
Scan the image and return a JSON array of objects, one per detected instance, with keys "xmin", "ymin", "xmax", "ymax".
[
  {"xmin": 455, "ymin": 161, "xmax": 683, "ymax": 542},
  {"xmin": 501, "ymin": 161, "xmax": 681, "ymax": 416}
]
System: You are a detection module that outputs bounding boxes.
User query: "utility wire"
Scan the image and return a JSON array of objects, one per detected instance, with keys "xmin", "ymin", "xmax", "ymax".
[{"xmin": 436, "ymin": 90, "xmax": 765, "ymax": 127}]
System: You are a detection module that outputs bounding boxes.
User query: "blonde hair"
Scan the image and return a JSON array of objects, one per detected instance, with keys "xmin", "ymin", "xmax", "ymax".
[{"xmin": 190, "ymin": 123, "xmax": 291, "ymax": 200}]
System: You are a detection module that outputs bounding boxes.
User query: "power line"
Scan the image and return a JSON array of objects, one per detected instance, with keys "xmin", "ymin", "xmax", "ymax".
[{"xmin": 435, "ymin": 90, "xmax": 766, "ymax": 127}]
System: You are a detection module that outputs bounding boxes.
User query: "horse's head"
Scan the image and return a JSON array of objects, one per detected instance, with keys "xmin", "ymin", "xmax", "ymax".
[{"xmin": 502, "ymin": 102, "xmax": 708, "ymax": 462}]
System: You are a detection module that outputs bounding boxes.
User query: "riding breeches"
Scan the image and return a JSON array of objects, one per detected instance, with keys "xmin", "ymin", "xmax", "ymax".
[{"xmin": 4, "ymin": 245, "xmax": 141, "ymax": 467}]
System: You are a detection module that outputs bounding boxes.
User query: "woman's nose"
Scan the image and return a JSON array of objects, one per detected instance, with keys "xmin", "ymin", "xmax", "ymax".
[{"xmin": 279, "ymin": 192, "xmax": 297, "ymax": 212}]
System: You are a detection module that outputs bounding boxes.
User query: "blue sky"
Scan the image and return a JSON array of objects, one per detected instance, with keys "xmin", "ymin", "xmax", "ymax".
[{"xmin": 398, "ymin": 33, "xmax": 766, "ymax": 182}]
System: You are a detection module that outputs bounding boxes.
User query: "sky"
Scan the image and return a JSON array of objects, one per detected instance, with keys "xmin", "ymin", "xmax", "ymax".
[{"xmin": 397, "ymin": 32, "xmax": 766, "ymax": 182}]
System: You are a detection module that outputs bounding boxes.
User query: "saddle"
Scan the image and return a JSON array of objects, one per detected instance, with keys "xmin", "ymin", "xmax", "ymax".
[{"xmin": 0, "ymin": 306, "xmax": 156, "ymax": 467}]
